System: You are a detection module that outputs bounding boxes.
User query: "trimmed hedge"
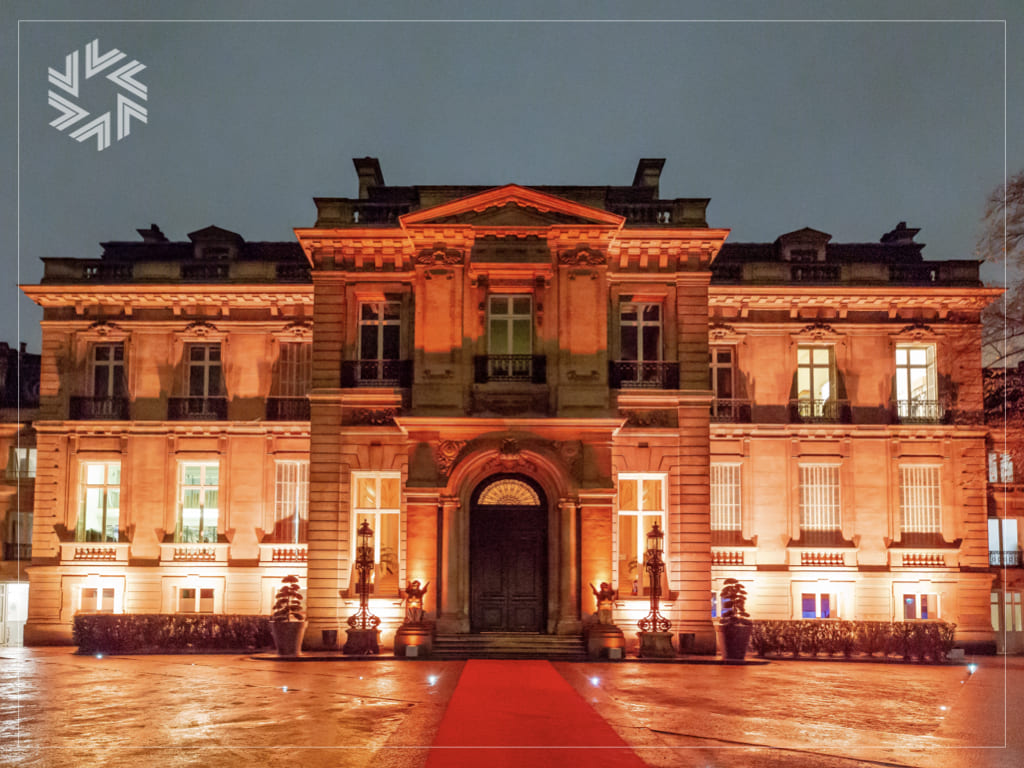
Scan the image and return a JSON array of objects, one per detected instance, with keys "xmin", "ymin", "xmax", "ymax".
[
  {"xmin": 73, "ymin": 614, "xmax": 274, "ymax": 654},
  {"xmin": 749, "ymin": 620, "xmax": 957, "ymax": 662}
]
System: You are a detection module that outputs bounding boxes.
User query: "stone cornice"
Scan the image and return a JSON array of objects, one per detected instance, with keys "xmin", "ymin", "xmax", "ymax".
[
  {"xmin": 22, "ymin": 284, "xmax": 312, "ymax": 310},
  {"xmin": 708, "ymin": 285, "xmax": 1003, "ymax": 317}
]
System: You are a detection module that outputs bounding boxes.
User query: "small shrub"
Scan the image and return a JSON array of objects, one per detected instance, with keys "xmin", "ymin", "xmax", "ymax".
[
  {"xmin": 748, "ymin": 619, "xmax": 955, "ymax": 663},
  {"xmin": 73, "ymin": 614, "xmax": 273, "ymax": 655}
]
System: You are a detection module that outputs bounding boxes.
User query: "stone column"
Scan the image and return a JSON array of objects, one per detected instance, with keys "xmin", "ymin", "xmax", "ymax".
[
  {"xmin": 436, "ymin": 495, "xmax": 465, "ymax": 633},
  {"xmin": 556, "ymin": 497, "xmax": 582, "ymax": 634}
]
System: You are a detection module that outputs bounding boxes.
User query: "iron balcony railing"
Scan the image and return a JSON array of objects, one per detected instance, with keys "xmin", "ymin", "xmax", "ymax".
[
  {"xmin": 790, "ymin": 264, "xmax": 840, "ymax": 283},
  {"xmin": 789, "ymin": 398, "xmax": 850, "ymax": 424},
  {"xmin": 2, "ymin": 543, "xmax": 31, "ymax": 560},
  {"xmin": 609, "ymin": 361, "xmax": 680, "ymax": 390},
  {"xmin": 892, "ymin": 399, "xmax": 945, "ymax": 424},
  {"xmin": 474, "ymin": 355, "xmax": 547, "ymax": 384},
  {"xmin": 265, "ymin": 397, "xmax": 310, "ymax": 420},
  {"xmin": 341, "ymin": 360, "xmax": 412, "ymax": 388},
  {"xmin": 710, "ymin": 398, "xmax": 751, "ymax": 423},
  {"xmin": 989, "ymin": 550, "xmax": 1022, "ymax": 567},
  {"xmin": 167, "ymin": 396, "xmax": 228, "ymax": 420},
  {"xmin": 70, "ymin": 396, "xmax": 130, "ymax": 420}
]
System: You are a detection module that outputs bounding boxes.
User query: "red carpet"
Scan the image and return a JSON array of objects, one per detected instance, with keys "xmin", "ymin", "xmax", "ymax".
[{"xmin": 425, "ymin": 660, "xmax": 648, "ymax": 767}]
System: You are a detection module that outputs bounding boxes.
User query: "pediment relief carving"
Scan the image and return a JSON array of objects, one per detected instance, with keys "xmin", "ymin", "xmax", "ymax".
[
  {"xmin": 272, "ymin": 321, "xmax": 312, "ymax": 341},
  {"xmin": 178, "ymin": 320, "xmax": 225, "ymax": 341},
  {"xmin": 558, "ymin": 246, "xmax": 606, "ymax": 266},
  {"xmin": 709, "ymin": 322, "xmax": 740, "ymax": 342},
  {"xmin": 79, "ymin": 320, "xmax": 128, "ymax": 341},
  {"xmin": 793, "ymin": 321, "xmax": 842, "ymax": 342},
  {"xmin": 894, "ymin": 321, "xmax": 938, "ymax": 342},
  {"xmin": 415, "ymin": 246, "xmax": 464, "ymax": 266}
]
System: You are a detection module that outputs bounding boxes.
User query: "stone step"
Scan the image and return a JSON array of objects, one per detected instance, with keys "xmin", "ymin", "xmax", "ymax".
[{"xmin": 431, "ymin": 633, "xmax": 588, "ymax": 660}]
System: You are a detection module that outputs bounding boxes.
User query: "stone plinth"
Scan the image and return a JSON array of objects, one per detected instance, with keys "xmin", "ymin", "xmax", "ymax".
[
  {"xmin": 638, "ymin": 631, "xmax": 676, "ymax": 658},
  {"xmin": 342, "ymin": 628, "xmax": 380, "ymax": 655},
  {"xmin": 394, "ymin": 623, "xmax": 434, "ymax": 658},
  {"xmin": 586, "ymin": 624, "xmax": 626, "ymax": 660}
]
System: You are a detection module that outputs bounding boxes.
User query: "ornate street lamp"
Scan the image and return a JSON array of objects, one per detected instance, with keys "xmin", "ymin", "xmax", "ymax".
[
  {"xmin": 343, "ymin": 518, "xmax": 381, "ymax": 654},
  {"xmin": 637, "ymin": 521, "xmax": 674, "ymax": 657}
]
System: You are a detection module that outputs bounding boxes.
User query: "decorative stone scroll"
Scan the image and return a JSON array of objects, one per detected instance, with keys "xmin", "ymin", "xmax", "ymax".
[
  {"xmin": 622, "ymin": 410, "xmax": 677, "ymax": 428},
  {"xmin": 435, "ymin": 440, "xmax": 467, "ymax": 478},
  {"xmin": 415, "ymin": 247, "xmax": 464, "ymax": 266},
  {"xmin": 346, "ymin": 408, "xmax": 398, "ymax": 426},
  {"xmin": 558, "ymin": 247, "xmax": 606, "ymax": 266}
]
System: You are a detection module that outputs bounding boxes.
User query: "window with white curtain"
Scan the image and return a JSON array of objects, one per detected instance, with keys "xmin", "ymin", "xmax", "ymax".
[
  {"xmin": 799, "ymin": 465, "xmax": 841, "ymax": 531},
  {"xmin": 710, "ymin": 464, "xmax": 741, "ymax": 531},
  {"xmin": 899, "ymin": 466, "xmax": 941, "ymax": 533}
]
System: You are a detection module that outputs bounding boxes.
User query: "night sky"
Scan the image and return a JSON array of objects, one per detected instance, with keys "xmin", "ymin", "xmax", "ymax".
[{"xmin": 2, "ymin": 1, "xmax": 1021, "ymax": 352}]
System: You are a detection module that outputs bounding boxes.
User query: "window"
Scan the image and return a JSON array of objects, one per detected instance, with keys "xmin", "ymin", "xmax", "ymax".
[
  {"xmin": 177, "ymin": 463, "xmax": 219, "ymax": 543},
  {"xmin": 486, "ymin": 295, "xmax": 533, "ymax": 379},
  {"xmin": 77, "ymin": 462, "xmax": 120, "ymax": 542},
  {"xmin": 1006, "ymin": 592, "xmax": 1023, "ymax": 632},
  {"xmin": 273, "ymin": 342, "xmax": 311, "ymax": 397},
  {"xmin": 617, "ymin": 474, "xmax": 666, "ymax": 595},
  {"xmin": 274, "ymin": 460, "xmax": 308, "ymax": 543},
  {"xmin": 989, "ymin": 451, "xmax": 1015, "ymax": 483},
  {"xmin": 710, "ymin": 464, "xmax": 741, "ymax": 531},
  {"xmin": 796, "ymin": 346, "xmax": 834, "ymax": 418},
  {"xmin": 79, "ymin": 587, "xmax": 116, "ymax": 614},
  {"xmin": 617, "ymin": 302, "xmax": 663, "ymax": 386},
  {"xmin": 895, "ymin": 344, "xmax": 937, "ymax": 420},
  {"xmin": 711, "ymin": 590, "xmax": 720, "ymax": 618},
  {"xmin": 5, "ymin": 447, "xmax": 36, "ymax": 480},
  {"xmin": 801, "ymin": 592, "xmax": 838, "ymax": 619},
  {"xmin": 988, "ymin": 518, "xmax": 1020, "ymax": 566},
  {"xmin": 899, "ymin": 466, "xmax": 941, "ymax": 533},
  {"xmin": 358, "ymin": 301, "xmax": 401, "ymax": 384},
  {"xmin": 902, "ymin": 593, "xmax": 939, "ymax": 620},
  {"xmin": 187, "ymin": 344, "xmax": 221, "ymax": 397},
  {"xmin": 710, "ymin": 346, "xmax": 734, "ymax": 399},
  {"xmin": 799, "ymin": 465, "xmax": 841, "ymax": 532},
  {"xmin": 91, "ymin": 343, "xmax": 126, "ymax": 398},
  {"xmin": 352, "ymin": 473, "xmax": 401, "ymax": 594},
  {"xmin": 178, "ymin": 587, "xmax": 215, "ymax": 613}
]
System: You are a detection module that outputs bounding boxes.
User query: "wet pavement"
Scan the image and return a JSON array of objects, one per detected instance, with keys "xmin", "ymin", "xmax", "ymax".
[{"xmin": 1, "ymin": 648, "xmax": 1021, "ymax": 767}]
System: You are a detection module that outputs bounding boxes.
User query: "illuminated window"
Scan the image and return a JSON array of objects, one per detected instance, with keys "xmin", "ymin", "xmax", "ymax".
[
  {"xmin": 801, "ymin": 592, "xmax": 838, "ymax": 619},
  {"xmin": 274, "ymin": 460, "xmax": 308, "ymax": 543},
  {"xmin": 902, "ymin": 593, "xmax": 939, "ymax": 620},
  {"xmin": 710, "ymin": 464, "xmax": 741, "ymax": 531},
  {"xmin": 796, "ymin": 345, "xmax": 835, "ymax": 417},
  {"xmin": 77, "ymin": 462, "xmax": 120, "ymax": 542},
  {"xmin": 899, "ymin": 466, "xmax": 941, "ymax": 533},
  {"xmin": 352, "ymin": 472, "xmax": 401, "ymax": 595},
  {"xmin": 988, "ymin": 518, "xmax": 1019, "ymax": 565},
  {"xmin": 477, "ymin": 477, "xmax": 540, "ymax": 506},
  {"xmin": 992, "ymin": 591, "xmax": 1000, "ymax": 631},
  {"xmin": 1006, "ymin": 592, "xmax": 1023, "ymax": 632},
  {"xmin": 177, "ymin": 463, "xmax": 219, "ymax": 543},
  {"xmin": 485, "ymin": 295, "xmax": 534, "ymax": 380},
  {"xmin": 617, "ymin": 474, "xmax": 666, "ymax": 596},
  {"xmin": 895, "ymin": 344, "xmax": 937, "ymax": 419},
  {"xmin": 711, "ymin": 590, "xmax": 721, "ymax": 618},
  {"xmin": 273, "ymin": 342, "xmax": 311, "ymax": 397},
  {"xmin": 620, "ymin": 303, "xmax": 662, "ymax": 363},
  {"xmin": 186, "ymin": 344, "xmax": 221, "ymax": 397},
  {"xmin": 988, "ymin": 451, "xmax": 1015, "ymax": 483},
  {"xmin": 79, "ymin": 587, "xmax": 116, "ymax": 614},
  {"xmin": 91, "ymin": 343, "xmax": 126, "ymax": 398},
  {"xmin": 178, "ymin": 587, "xmax": 215, "ymax": 613},
  {"xmin": 5, "ymin": 447, "xmax": 36, "ymax": 480},
  {"xmin": 799, "ymin": 465, "xmax": 841, "ymax": 532}
]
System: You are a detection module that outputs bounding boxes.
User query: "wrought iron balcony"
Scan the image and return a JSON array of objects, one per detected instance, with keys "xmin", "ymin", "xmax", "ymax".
[
  {"xmin": 892, "ymin": 399, "xmax": 945, "ymax": 424},
  {"xmin": 180, "ymin": 263, "xmax": 229, "ymax": 281},
  {"xmin": 789, "ymin": 398, "xmax": 850, "ymax": 423},
  {"xmin": 265, "ymin": 397, "xmax": 310, "ymax": 420},
  {"xmin": 474, "ymin": 355, "xmax": 546, "ymax": 384},
  {"xmin": 167, "ymin": 396, "xmax": 228, "ymax": 420},
  {"xmin": 2, "ymin": 543, "xmax": 30, "ymax": 560},
  {"xmin": 70, "ymin": 396, "xmax": 130, "ymax": 420},
  {"xmin": 989, "ymin": 550, "xmax": 1022, "ymax": 567},
  {"xmin": 341, "ymin": 360, "xmax": 412, "ymax": 388},
  {"xmin": 790, "ymin": 264, "xmax": 840, "ymax": 282},
  {"xmin": 609, "ymin": 360, "xmax": 679, "ymax": 390},
  {"xmin": 710, "ymin": 398, "xmax": 751, "ymax": 423}
]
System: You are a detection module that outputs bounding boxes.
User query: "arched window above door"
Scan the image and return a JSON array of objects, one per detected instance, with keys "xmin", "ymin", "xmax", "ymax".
[{"xmin": 476, "ymin": 477, "xmax": 540, "ymax": 506}]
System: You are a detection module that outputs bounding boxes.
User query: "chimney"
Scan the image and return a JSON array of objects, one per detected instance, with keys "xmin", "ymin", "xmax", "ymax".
[
  {"xmin": 353, "ymin": 157, "xmax": 385, "ymax": 199},
  {"xmin": 880, "ymin": 221, "xmax": 920, "ymax": 245},
  {"xmin": 632, "ymin": 158, "xmax": 666, "ymax": 195},
  {"xmin": 137, "ymin": 224, "xmax": 168, "ymax": 243}
]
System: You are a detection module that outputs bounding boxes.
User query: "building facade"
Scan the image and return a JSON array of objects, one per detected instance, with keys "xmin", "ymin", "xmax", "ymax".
[{"xmin": 21, "ymin": 159, "xmax": 1002, "ymax": 652}]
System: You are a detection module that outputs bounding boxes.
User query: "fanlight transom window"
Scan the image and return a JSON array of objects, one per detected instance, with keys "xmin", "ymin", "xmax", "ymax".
[{"xmin": 477, "ymin": 478, "xmax": 541, "ymax": 506}]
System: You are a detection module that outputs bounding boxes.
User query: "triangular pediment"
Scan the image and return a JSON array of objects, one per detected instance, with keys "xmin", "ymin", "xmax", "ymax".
[{"xmin": 400, "ymin": 184, "xmax": 624, "ymax": 228}]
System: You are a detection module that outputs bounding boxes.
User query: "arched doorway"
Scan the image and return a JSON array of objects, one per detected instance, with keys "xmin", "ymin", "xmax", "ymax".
[{"xmin": 470, "ymin": 474, "xmax": 548, "ymax": 633}]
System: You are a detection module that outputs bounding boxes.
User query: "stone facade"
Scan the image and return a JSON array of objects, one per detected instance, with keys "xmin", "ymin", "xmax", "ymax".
[{"xmin": 20, "ymin": 160, "xmax": 1002, "ymax": 652}]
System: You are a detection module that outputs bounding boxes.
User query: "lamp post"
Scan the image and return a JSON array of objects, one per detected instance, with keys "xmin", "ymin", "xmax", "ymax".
[
  {"xmin": 343, "ymin": 518, "xmax": 381, "ymax": 654},
  {"xmin": 637, "ymin": 521, "xmax": 674, "ymax": 657}
]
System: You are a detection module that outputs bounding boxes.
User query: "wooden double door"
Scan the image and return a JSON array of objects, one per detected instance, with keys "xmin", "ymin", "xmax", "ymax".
[{"xmin": 469, "ymin": 477, "xmax": 547, "ymax": 633}]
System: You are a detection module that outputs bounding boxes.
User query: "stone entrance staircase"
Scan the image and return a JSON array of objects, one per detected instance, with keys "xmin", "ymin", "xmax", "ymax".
[{"xmin": 432, "ymin": 632, "xmax": 588, "ymax": 660}]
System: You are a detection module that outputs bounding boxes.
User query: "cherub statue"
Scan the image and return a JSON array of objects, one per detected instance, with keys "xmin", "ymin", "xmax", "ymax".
[
  {"xmin": 403, "ymin": 580, "xmax": 429, "ymax": 624},
  {"xmin": 589, "ymin": 581, "xmax": 618, "ymax": 625}
]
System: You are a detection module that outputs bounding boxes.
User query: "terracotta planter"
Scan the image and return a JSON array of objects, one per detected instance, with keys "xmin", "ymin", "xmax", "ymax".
[
  {"xmin": 717, "ymin": 622, "xmax": 753, "ymax": 661},
  {"xmin": 271, "ymin": 621, "xmax": 308, "ymax": 656}
]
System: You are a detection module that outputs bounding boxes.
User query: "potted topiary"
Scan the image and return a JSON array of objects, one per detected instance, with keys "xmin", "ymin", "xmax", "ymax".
[
  {"xmin": 270, "ymin": 574, "xmax": 307, "ymax": 656},
  {"xmin": 717, "ymin": 578, "xmax": 754, "ymax": 661}
]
